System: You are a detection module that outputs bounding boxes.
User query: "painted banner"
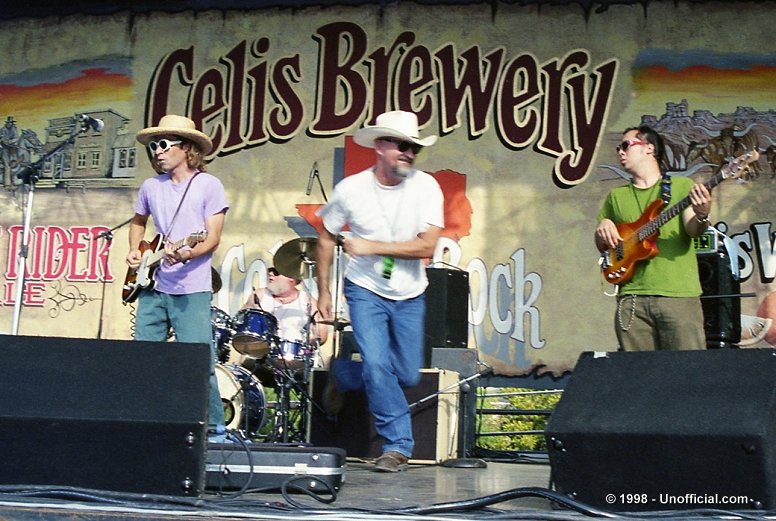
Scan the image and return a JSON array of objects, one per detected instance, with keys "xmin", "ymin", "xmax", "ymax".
[{"xmin": 0, "ymin": 3, "xmax": 774, "ymax": 381}]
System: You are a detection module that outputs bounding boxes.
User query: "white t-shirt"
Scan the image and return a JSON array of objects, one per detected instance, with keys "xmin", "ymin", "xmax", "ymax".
[
  {"xmin": 255, "ymin": 290, "xmax": 312, "ymax": 342},
  {"xmin": 319, "ymin": 167, "xmax": 444, "ymax": 300}
]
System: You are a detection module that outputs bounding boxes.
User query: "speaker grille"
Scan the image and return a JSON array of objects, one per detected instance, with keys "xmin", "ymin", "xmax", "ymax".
[{"xmin": 546, "ymin": 350, "xmax": 776, "ymax": 511}]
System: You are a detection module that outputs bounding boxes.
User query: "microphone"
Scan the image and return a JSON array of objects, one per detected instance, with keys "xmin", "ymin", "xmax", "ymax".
[
  {"xmin": 336, "ymin": 234, "xmax": 346, "ymax": 247},
  {"xmin": 15, "ymin": 164, "xmax": 38, "ymax": 182},
  {"xmin": 79, "ymin": 114, "xmax": 105, "ymax": 132},
  {"xmin": 305, "ymin": 161, "xmax": 318, "ymax": 196}
]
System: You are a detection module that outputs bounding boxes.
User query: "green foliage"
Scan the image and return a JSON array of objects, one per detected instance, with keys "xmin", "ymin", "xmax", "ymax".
[{"xmin": 476, "ymin": 388, "xmax": 562, "ymax": 451}]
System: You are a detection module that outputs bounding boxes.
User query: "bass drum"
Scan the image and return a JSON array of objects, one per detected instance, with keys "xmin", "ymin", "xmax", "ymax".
[{"xmin": 216, "ymin": 363, "xmax": 266, "ymax": 436}]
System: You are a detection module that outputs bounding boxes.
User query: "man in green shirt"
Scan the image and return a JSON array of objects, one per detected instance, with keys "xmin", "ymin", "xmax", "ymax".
[{"xmin": 595, "ymin": 125, "xmax": 712, "ymax": 350}]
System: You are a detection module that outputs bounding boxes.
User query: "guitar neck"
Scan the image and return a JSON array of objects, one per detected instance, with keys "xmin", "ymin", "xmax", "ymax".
[
  {"xmin": 637, "ymin": 174, "xmax": 722, "ymax": 240},
  {"xmin": 146, "ymin": 235, "xmax": 189, "ymax": 266}
]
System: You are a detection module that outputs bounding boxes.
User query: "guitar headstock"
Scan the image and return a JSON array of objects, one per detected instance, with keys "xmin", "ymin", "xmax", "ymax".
[
  {"xmin": 720, "ymin": 150, "xmax": 760, "ymax": 181},
  {"xmin": 187, "ymin": 230, "xmax": 208, "ymax": 246}
]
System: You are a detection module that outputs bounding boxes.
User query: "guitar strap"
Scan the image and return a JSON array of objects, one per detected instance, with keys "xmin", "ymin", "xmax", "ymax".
[
  {"xmin": 165, "ymin": 171, "xmax": 199, "ymax": 241},
  {"xmin": 659, "ymin": 170, "xmax": 672, "ymax": 205}
]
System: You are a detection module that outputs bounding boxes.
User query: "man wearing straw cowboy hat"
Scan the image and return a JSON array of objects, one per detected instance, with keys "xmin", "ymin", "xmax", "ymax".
[
  {"xmin": 316, "ymin": 110, "xmax": 444, "ymax": 472},
  {"xmin": 127, "ymin": 114, "xmax": 228, "ymax": 438}
]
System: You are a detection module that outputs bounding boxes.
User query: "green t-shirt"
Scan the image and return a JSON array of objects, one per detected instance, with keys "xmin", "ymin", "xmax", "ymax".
[{"xmin": 597, "ymin": 176, "xmax": 702, "ymax": 297}]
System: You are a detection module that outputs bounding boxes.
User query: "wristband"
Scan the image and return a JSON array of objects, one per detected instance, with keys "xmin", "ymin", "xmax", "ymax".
[{"xmin": 695, "ymin": 214, "xmax": 710, "ymax": 225}]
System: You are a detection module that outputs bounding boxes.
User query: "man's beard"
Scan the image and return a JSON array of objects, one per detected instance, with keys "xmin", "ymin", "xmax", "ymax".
[
  {"xmin": 394, "ymin": 164, "xmax": 413, "ymax": 178},
  {"xmin": 267, "ymin": 277, "xmax": 294, "ymax": 296}
]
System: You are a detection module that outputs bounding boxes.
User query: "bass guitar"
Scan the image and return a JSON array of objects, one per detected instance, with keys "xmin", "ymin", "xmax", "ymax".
[
  {"xmin": 122, "ymin": 231, "xmax": 207, "ymax": 305},
  {"xmin": 599, "ymin": 150, "xmax": 758, "ymax": 286}
]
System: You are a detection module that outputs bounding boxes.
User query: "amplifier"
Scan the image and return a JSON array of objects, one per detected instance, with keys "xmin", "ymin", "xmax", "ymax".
[{"xmin": 307, "ymin": 368, "xmax": 460, "ymax": 463}]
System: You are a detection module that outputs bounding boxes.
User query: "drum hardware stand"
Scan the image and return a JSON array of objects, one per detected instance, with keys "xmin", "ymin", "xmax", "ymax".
[
  {"xmin": 269, "ymin": 351, "xmax": 314, "ymax": 443},
  {"xmin": 274, "ymin": 250, "xmax": 317, "ymax": 443},
  {"xmin": 11, "ymin": 118, "xmax": 87, "ymax": 335}
]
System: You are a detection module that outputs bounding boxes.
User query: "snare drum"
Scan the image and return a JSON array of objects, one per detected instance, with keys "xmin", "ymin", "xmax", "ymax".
[
  {"xmin": 231, "ymin": 309, "xmax": 277, "ymax": 358},
  {"xmin": 215, "ymin": 363, "xmax": 266, "ymax": 436},
  {"xmin": 211, "ymin": 307, "xmax": 234, "ymax": 363},
  {"xmin": 269, "ymin": 338, "xmax": 309, "ymax": 369}
]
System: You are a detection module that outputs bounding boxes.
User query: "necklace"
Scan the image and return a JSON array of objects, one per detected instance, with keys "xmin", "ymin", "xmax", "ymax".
[
  {"xmin": 274, "ymin": 291, "xmax": 298, "ymax": 305},
  {"xmin": 372, "ymin": 172, "xmax": 406, "ymax": 241},
  {"xmin": 629, "ymin": 181, "xmax": 660, "ymax": 215}
]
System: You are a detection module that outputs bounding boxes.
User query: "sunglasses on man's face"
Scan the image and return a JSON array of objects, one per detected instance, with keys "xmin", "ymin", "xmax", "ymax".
[
  {"xmin": 381, "ymin": 137, "xmax": 423, "ymax": 155},
  {"xmin": 616, "ymin": 139, "xmax": 648, "ymax": 153},
  {"xmin": 148, "ymin": 139, "xmax": 182, "ymax": 153}
]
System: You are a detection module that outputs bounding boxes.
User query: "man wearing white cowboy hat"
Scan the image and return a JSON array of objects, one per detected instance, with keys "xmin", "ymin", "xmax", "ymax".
[
  {"xmin": 127, "ymin": 114, "xmax": 228, "ymax": 438},
  {"xmin": 316, "ymin": 110, "xmax": 444, "ymax": 472}
]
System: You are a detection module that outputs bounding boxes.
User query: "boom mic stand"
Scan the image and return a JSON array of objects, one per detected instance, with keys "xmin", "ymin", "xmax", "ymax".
[
  {"xmin": 11, "ymin": 119, "xmax": 85, "ymax": 335},
  {"xmin": 93, "ymin": 217, "xmax": 133, "ymax": 339},
  {"xmin": 408, "ymin": 365, "xmax": 493, "ymax": 468}
]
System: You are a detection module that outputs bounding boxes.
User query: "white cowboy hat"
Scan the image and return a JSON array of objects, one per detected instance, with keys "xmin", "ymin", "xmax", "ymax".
[
  {"xmin": 353, "ymin": 110, "xmax": 437, "ymax": 149},
  {"xmin": 136, "ymin": 114, "xmax": 213, "ymax": 155}
]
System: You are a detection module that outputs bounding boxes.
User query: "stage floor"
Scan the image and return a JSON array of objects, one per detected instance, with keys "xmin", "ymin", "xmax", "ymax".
[{"xmin": 0, "ymin": 455, "xmax": 556, "ymax": 520}]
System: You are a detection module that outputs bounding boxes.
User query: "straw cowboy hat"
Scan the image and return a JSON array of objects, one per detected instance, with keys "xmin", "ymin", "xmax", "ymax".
[
  {"xmin": 136, "ymin": 114, "xmax": 213, "ymax": 155},
  {"xmin": 353, "ymin": 110, "xmax": 437, "ymax": 149}
]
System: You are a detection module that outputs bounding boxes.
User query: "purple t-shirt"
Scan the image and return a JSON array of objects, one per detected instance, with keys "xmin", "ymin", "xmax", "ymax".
[{"xmin": 134, "ymin": 171, "xmax": 228, "ymax": 295}]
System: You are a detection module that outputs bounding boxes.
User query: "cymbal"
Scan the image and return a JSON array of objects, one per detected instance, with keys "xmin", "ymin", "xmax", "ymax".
[
  {"xmin": 211, "ymin": 267, "xmax": 222, "ymax": 293},
  {"xmin": 318, "ymin": 318, "xmax": 350, "ymax": 330},
  {"xmin": 316, "ymin": 318, "xmax": 350, "ymax": 326},
  {"xmin": 273, "ymin": 237, "xmax": 318, "ymax": 279}
]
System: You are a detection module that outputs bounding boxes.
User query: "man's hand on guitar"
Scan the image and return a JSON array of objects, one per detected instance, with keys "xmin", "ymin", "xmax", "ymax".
[
  {"xmin": 689, "ymin": 184, "xmax": 711, "ymax": 219},
  {"xmin": 164, "ymin": 244, "xmax": 192, "ymax": 265},
  {"xmin": 595, "ymin": 218, "xmax": 622, "ymax": 251},
  {"xmin": 126, "ymin": 249, "xmax": 142, "ymax": 269}
]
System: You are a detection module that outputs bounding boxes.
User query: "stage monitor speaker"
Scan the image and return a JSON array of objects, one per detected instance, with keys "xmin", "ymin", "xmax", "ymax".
[
  {"xmin": 308, "ymin": 368, "xmax": 459, "ymax": 463},
  {"xmin": 0, "ymin": 335, "xmax": 210, "ymax": 497},
  {"xmin": 697, "ymin": 251, "xmax": 741, "ymax": 348},
  {"xmin": 545, "ymin": 349, "xmax": 776, "ymax": 511},
  {"xmin": 424, "ymin": 268, "xmax": 469, "ymax": 365}
]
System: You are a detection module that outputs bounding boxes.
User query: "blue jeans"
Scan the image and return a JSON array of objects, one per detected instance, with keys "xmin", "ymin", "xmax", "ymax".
[
  {"xmin": 135, "ymin": 290, "xmax": 225, "ymax": 433},
  {"xmin": 344, "ymin": 279, "xmax": 425, "ymax": 457}
]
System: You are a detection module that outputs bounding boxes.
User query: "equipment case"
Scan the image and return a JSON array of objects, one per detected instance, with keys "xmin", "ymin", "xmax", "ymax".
[{"xmin": 205, "ymin": 443, "xmax": 346, "ymax": 493}]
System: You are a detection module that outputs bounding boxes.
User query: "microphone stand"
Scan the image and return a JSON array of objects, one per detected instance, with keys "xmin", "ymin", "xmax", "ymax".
[
  {"xmin": 93, "ymin": 217, "xmax": 133, "ymax": 339},
  {"xmin": 11, "ymin": 121, "xmax": 83, "ymax": 335},
  {"xmin": 407, "ymin": 366, "xmax": 492, "ymax": 469},
  {"xmin": 314, "ymin": 172, "xmax": 328, "ymax": 203}
]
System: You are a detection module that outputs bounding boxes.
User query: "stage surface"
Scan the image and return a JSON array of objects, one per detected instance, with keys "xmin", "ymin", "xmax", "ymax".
[
  {"xmin": 1, "ymin": 453, "xmax": 774, "ymax": 520},
  {"xmin": 0, "ymin": 456, "xmax": 558, "ymax": 520}
]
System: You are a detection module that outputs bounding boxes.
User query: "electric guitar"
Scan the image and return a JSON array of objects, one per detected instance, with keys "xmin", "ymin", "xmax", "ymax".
[
  {"xmin": 599, "ymin": 150, "xmax": 758, "ymax": 286},
  {"xmin": 122, "ymin": 231, "xmax": 207, "ymax": 305}
]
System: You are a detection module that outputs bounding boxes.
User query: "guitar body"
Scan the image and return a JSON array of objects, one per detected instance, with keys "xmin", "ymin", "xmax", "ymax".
[
  {"xmin": 122, "ymin": 231, "xmax": 207, "ymax": 305},
  {"xmin": 600, "ymin": 199, "xmax": 664, "ymax": 285},
  {"xmin": 122, "ymin": 234, "xmax": 163, "ymax": 305}
]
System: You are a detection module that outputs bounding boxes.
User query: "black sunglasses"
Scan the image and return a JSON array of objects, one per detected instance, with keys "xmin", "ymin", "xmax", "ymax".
[{"xmin": 381, "ymin": 137, "xmax": 423, "ymax": 155}]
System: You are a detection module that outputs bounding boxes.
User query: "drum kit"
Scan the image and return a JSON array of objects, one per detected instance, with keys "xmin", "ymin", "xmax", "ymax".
[{"xmin": 210, "ymin": 237, "xmax": 330, "ymax": 443}]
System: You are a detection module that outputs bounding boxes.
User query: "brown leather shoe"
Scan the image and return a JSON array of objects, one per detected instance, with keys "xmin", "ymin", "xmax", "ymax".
[{"xmin": 374, "ymin": 451, "xmax": 409, "ymax": 473}]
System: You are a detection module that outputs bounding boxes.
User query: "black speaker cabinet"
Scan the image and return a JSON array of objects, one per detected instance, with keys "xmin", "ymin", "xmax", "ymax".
[
  {"xmin": 545, "ymin": 350, "xmax": 776, "ymax": 511},
  {"xmin": 308, "ymin": 368, "xmax": 459, "ymax": 463},
  {"xmin": 698, "ymin": 251, "xmax": 741, "ymax": 348},
  {"xmin": 0, "ymin": 335, "xmax": 210, "ymax": 497},
  {"xmin": 424, "ymin": 268, "xmax": 469, "ymax": 364}
]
